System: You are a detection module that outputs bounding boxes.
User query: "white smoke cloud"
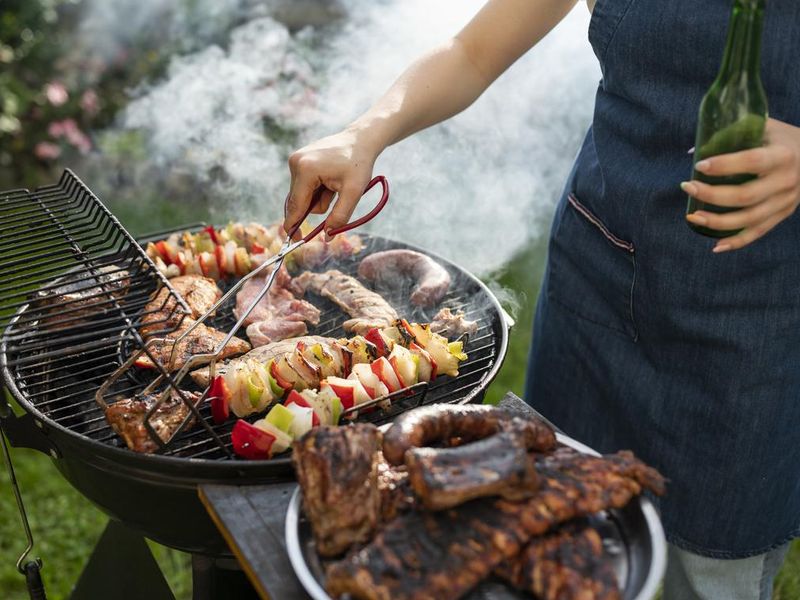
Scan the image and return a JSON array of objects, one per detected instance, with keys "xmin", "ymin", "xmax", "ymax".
[{"xmin": 110, "ymin": 0, "xmax": 600, "ymax": 274}]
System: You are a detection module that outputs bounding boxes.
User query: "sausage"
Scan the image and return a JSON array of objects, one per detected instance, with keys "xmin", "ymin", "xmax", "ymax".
[
  {"xmin": 382, "ymin": 404, "xmax": 556, "ymax": 466},
  {"xmin": 357, "ymin": 249, "xmax": 452, "ymax": 307}
]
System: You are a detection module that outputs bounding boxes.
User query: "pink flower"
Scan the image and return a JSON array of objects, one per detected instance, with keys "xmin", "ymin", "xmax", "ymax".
[
  {"xmin": 47, "ymin": 119, "xmax": 92, "ymax": 154},
  {"xmin": 34, "ymin": 142, "xmax": 61, "ymax": 161},
  {"xmin": 44, "ymin": 82, "xmax": 69, "ymax": 107},
  {"xmin": 80, "ymin": 89, "xmax": 99, "ymax": 116}
]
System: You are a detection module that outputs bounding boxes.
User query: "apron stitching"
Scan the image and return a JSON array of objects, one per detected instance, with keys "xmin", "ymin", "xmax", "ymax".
[{"xmin": 567, "ymin": 194, "xmax": 635, "ymax": 253}]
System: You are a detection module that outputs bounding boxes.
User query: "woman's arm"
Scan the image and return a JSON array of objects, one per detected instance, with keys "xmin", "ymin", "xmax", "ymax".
[{"xmin": 284, "ymin": 0, "xmax": 578, "ymax": 234}]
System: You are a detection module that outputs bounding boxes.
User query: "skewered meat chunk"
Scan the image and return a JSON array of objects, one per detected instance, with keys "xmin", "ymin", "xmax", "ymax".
[
  {"xmin": 382, "ymin": 404, "xmax": 557, "ymax": 466},
  {"xmin": 135, "ymin": 318, "xmax": 251, "ymax": 372},
  {"xmin": 140, "ymin": 274, "xmax": 222, "ymax": 337},
  {"xmin": 495, "ymin": 520, "xmax": 621, "ymax": 600},
  {"xmin": 324, "ymin": 448, "xmax": 664, "ymax": 600},
  {"xmin": 357, "ymin": 249, "xmax": 452, "ymax": 308},
  {"xmin": 189, "ymin": 335, "xmax": 336, "ymax": 387},
  {"xmin": 104, "ymin": 389, "xmax": 201, "ymax": 453},
  {"xmin": 292, "ymin": 269, "xmax": 398, "ymax": 335},
  {"xmin": 405, "ymin": 428, "xmax": 539, "ymax": 511},
  {"xmin": 33, "ymin": 265, "xmax": 130, "ymax": 331},
  {"xmin": 292, "ymin": 424, "xmax": 383, "ymax": 557},
  {"xmin": 429, "ymin": 308, "xmax": 478, "ymax": 338}
]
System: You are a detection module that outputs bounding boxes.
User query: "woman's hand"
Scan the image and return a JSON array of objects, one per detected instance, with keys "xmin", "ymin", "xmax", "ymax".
[
  {"xmin": 683, "ymin": 118, "xmax": 800, "ymax": 252},
  {"xmin": 283, "ymin": 128, "xmax": 379, "ymax": 238}
]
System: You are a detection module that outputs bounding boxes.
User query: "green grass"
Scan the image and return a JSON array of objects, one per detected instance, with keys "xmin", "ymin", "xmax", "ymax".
[{"xmin": 2, "ymin": 234, "xmax": 799, "ymax": 599}]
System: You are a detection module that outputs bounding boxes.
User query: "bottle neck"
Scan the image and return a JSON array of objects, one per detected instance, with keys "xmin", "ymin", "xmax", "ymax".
[{"xmin": 718, "ymin": 0, "xmax": 765, "ymax": 83}]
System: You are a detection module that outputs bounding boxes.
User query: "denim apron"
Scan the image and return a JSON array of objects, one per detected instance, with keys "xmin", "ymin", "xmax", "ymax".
[{"xmin": 525, "ymin": 0, "xmax": 800, "ymax": 558}]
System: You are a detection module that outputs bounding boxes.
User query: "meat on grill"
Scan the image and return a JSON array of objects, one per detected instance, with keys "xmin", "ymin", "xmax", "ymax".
[
  {"xmin": 377, "ymin": 454, "xmax": 418, "ymax": 522},
  {"xmin": 189, "ymin": 335, "xmax": 335, "ymax": 387},
  {"xmin": 429, "ymin": 308, "xmax": 478, "ymax": 339},
  {"xmin": 140, "ymin": 274, "xmax": 222, "ymax": 337},
  {"xmin": 357, "ymin": 249, "xmax": 451, "ymax": 308},
  {"xmin": 382, "ymin": 404, "xmax": 557, "ymax": 466},
  {"xmin": 495, "ymin": 519, "xmax": 621, "ymax": 600},
  {"xmin": 233, "ymin": 264, "xmax": 320, "ymax": 333},
  {"xmin": 104, "ymin": 389, "xmax": 201, "ymax": 453},
  {"xmin": 292, "ymin": 424, "xmax": 383, "ymax": 557},
  {"xmin": 405, "ymin": 428, "xmax": 539, "ymax": 511},
  {"xmin": 324, "ymin": 448, "xmax": 664, "ymax": 600},
  {"xmin": 291, "ymin": 269, "xmax": 398, "ymax": 335},
  {"xmin": 245, "ymin": 319, "xmax": 308, "ymax": 348},
  {"xmin": 135, "ymin": 318, "xmax": 251, "ymax": 372},
  {"xmin": 33, "ymin": 265, "xmax": 130, "ymax": 331}
]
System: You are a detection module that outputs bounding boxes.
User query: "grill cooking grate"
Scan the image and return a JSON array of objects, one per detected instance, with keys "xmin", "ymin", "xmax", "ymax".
[{"xmin": 1, "ymin": 171, "xmax": 504, "ymax": 461}]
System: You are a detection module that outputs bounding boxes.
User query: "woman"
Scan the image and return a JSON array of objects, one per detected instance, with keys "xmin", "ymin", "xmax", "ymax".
[{"xmin": 284, "ymin": 1, "xmax": 800, "ymax": 597}]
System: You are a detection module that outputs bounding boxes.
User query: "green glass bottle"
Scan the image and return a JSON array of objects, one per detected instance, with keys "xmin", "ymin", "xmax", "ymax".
[{"xmin": 686, "ymin": 0, "xmax": 768, "ymax": 238}]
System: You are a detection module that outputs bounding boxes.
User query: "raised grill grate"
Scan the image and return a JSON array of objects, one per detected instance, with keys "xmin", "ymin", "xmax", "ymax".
[{"xmin": 1, "ymin": 171, "xmax": 506, "ymax": 462}]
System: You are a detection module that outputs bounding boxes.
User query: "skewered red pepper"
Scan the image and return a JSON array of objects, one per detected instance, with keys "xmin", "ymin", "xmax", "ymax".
[{"xmin": 231, "ymin": 420, "xmax": 275, "ymax": 459}]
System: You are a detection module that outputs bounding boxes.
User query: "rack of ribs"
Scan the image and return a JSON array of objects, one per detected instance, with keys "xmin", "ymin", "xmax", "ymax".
[
  {"xmin": 495, "ymin": 519, "xmax": 621, "ymax": 600},
  {"xmin": 324, "ymin": 448, "xmax": 665, "ymax": 600}
]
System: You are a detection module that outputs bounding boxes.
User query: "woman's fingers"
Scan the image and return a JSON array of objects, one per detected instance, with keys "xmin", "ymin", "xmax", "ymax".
[
  {"xmin": 324, "ymin": 181, "xmax": 369, "ymax": 234},
  {"xmin": 284, "ymin": 168, "xmax": 321, "ymax": 239},
  {"xmin": 694, "ymin": 144, "xmax": 792, "ymax": 178},
  {"xmin": 710, "ymin": 197, "xmax": 797, "ymax": 253},
  {"xmin": 686, "ymin": 189, "xmax": 796, "ymax": 232},
  {"xmin": 681, "ymin": 173, "xmax": 791, "ymax": 208}
]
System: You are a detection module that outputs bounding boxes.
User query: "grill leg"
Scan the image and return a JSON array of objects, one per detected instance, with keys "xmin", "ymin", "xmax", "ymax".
[
  {"xmin": 191, "ymin": 555, "xmax": 261, "ymax": 600},
  {"xmin": 70, "ymin": 520, "xmax": 175, "ymax": 600}
]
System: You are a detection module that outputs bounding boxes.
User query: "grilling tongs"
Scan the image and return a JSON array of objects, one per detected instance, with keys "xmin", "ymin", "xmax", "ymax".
[{"xmin": 99, "ymin": 176, "xmax": 389, "ymax": 452}]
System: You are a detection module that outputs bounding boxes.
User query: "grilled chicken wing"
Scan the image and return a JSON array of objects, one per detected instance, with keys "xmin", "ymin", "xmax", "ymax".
[{"xmin": 292, "ymin": 269, "xmax": 398, "ymax": 335}]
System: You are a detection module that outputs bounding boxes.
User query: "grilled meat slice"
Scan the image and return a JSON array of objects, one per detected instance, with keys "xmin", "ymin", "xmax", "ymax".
[
  {"xmin": 33, "ymin": 265, "xmax": 130, "ymax": 330},
  {"xmin": 292, "ymin": 424, "xmax": 383, "ymax": 557},
  {"xmin": 292, "ymin": 270, "xmax": 398, "ymax": 335},
  {"xmin": 382, "ymin": 404, "xmax": 557, "ymax": 466},
  {"xmin": 140, "ymin": 275, "xmax": 222, "ymax": 337},
  {"xmin": 245, "ymin": 319, "xmax": 309, "ymax": 347},
  {"xmin": 135, "ymin": 318, "xmax": 251, "ymax": 372},
  {"xmin": 233, "ymin": 264, "xmax": 320, "ymax": 329},
  {"xmin": 357, "ymin": 249, "xmax": 451, "ymax": 308},
  {"xmin": 104, "ymin": 389, "xmax": 201, "ymax": 453},
  {"xmin": 324, "ymin": 448, "xmax": 664, "ymax": 600},
  {"xmin": 429, "ymin": 308, "xmax": 478, "ymax": 338},
  {"xmin": 189, "ymin": 335, "xmax": 335, "ymax": 387},
  {"xmin": 495, "ymin": 520, "xmax": 621, "ymax": 600},
  {"xmin": 405, "ymin": 429, "xmax": 538, "ymax": 511},
  {"xmin": 325, "ymin": 498, "xmax": 530, "ymax": 600}
]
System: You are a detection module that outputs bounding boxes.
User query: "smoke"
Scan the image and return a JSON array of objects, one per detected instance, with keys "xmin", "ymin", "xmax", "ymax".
[{"xmin": 92, "ymin": 0, "xmax": 600, "ymax": 275}]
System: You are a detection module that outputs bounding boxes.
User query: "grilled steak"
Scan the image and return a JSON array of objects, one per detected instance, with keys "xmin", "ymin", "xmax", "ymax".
[
  {"xmin": 405, "ymin": 429, "xmax": 538, "ymax": 511},
  {"xmin": 189, "ymin": 335, "xmax": 335, "ymax": 387},
  {"xmin": 292, "ymin": 424, "xmax": 383, "ymax": 557},
  {"xmin": 357, "ymin": 249, "xmax": 451, "ymax": 308},
  {"xmin": 495, "ymin": 520, "xmax": 621, "ymax": 600},
  {"xmin": 292, "ymin": 269, "xmax": 398, "ymax": 335},
  {"xmin": 324, "ymin": 448, "xmax": 664, "ymax": 600},
  {"xmin": 33, "ymin": 265, "xmax": 130, "ymax": 330},
  {"xmin": 104, "ymin": 389, "xmax": 201, "ymax": 453},
  {"xmin": 382, "ymin": 404, "xmax": 557, "ymax": 466},
  {"xmin": 135, "ymin": 318, "xmax": 251, "ymax": 372},
  {"xmin": 140, "ymin": 274, "xmax": 222, "ymax": 337}
]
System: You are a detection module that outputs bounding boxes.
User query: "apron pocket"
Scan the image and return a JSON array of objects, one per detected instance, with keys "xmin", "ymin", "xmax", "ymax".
[{"xmin": 547, "ymin": 193, "xmax": 638, "ymax": 340}]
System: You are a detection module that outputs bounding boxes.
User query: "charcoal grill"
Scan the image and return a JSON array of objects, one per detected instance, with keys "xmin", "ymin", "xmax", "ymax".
[{"xmin": 0, "ymin": 170, "xmax": 511, "ymax": 569}]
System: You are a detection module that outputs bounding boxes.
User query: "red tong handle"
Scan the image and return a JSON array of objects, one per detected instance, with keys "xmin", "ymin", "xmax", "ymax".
[{"xmin": 285, "ymin": 176, "xmax": 389, "ymax": 242}]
